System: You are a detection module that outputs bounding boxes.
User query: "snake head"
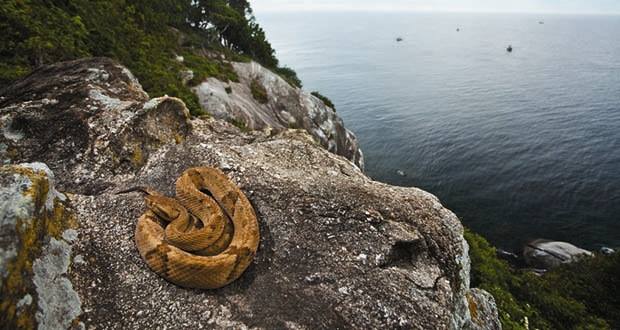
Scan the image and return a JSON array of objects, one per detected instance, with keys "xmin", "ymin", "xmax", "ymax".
[
  {"xmin": 145, "ymin": 195, "xmax": 182, "ymax": 222},
  {"xmin": 116, "ymin": 186, "xmax": 162, "ymax": 196}
]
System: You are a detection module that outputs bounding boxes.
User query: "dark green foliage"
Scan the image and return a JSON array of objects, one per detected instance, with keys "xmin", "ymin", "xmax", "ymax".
[
  {"xmin": 250, "ymin": 79, "xmax": 268, "ymax": 104},
  {"xmin": 188, "ymin": 0, "xmax": 279, "ymax": 68},
  {"xmin": 466, "ymin": 230, "xmax": 536, "ymax": 329},
  {"xmin": 465, "ymin": 230, "xmax": 616, "ymax": 329},
  {"xmin": 535, "ymin": 252, "xmax": 620, "ymax": 328},
  {"xmin": 182, "ymin": 52, "xmax": 238, "ymax": 86},
  {"xmin": 0, "ymin": 0, "xmax": 302, "ymax": 116},
  {"xmin": 0, "ymin": 0, "xmax": 88, "ymax": 84},
  {"xmin": 274, "ymin": 66, "xmax": 302, "ymax": 88},
  {"xmin": 311, "ymin": 91, "xmax": 335, "ymax": 111},
  {"xmin": 229, "ymin": 118, "xmax": 250, "ymax": 132}
]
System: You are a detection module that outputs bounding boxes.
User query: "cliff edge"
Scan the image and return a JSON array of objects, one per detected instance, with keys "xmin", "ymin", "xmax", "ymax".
[
  {"xmin": 193, "ymin": 60, "xmax": 364, "ymax": 170},
  {"xmin": 0, "ymin": 58, "xmax": 499, "ymax": 329}
]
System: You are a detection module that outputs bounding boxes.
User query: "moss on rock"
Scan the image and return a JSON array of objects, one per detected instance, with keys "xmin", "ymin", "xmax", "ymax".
[
  {"xmin": 0, "ymin": 163, "xmax": 79, "ymax": 329},
  {"xmin": 250, "ymin": 78, "xmax": 269, "ymax": 104}
]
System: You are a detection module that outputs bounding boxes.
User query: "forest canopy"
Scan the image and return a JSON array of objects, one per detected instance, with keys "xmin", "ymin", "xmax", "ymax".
[{"xmin": 0, "ymin": 0, "xmax": 301, "ymax": 114}]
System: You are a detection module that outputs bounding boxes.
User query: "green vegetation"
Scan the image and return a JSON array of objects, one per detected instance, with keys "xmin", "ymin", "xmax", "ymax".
[
  {"xmin": 465, "ymin": 230, "xmax": 619, "ymax": 329},
  {"xmin": 250, "ymin": 78, "xmax": 268, "ymax": 104},
  {"xmin": 275, "ymin": 66, "xmax": 303, "ymax": 88},
  {"xmin": 0, "ymin": 0, "xmax": 301, "ymax": 115},
  {"xmin": 229, "ymin": 118, "xmax": 250, "ymax": 132},
  {"xmin": 311, "ymin": 91, "xmax": 336, "ymax": 111}
]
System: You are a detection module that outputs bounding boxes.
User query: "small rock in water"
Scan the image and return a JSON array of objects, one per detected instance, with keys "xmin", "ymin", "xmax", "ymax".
[
  {"xmin": 396, "ymin": 170, "xmax": 406, "ymax": 177},
  {"xmin": 523, "ymin": 239, "xmax": 592, "ymax": 269},
  {"xmin": 496, "ymin": 249, "xmax": 519, "ymax": 265},
  {"xmin": 600, "ymin": 247, "xmax": 615, "ymax": 255}
]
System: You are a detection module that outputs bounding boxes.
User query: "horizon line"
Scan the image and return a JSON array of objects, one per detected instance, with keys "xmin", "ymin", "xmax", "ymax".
[{"xmin": 254, "ymin": 7, "xmax": 620, "ymax": 16}]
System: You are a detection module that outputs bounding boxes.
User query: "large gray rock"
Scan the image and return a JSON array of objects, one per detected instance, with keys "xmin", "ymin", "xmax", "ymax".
[
  {"xmin": 0, "ymin": 57, "xmax": 192, "ymax": 195},
  {"xmin": 0, "ymin": 163, "xmax": 81, "ymax": 329},
  {"xmin": 523, "ymin": 239, "xmax": 593, "ymax": 269},
  {"xmin": 0, "ymin": 58, "xmax": 499, "ymax": 329},
  {"xmin": 464, "ymin": 289, "xmax": 501, "ymax": 330},
  {"xmin": 193, "ymin": 61, "xmax": 364, "ymax": 169}
]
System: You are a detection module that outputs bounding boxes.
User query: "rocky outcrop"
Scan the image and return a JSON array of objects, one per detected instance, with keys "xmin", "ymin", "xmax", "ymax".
[
  {"xmin": 0, "ymin": 58, "xmax": 192, "ymax": 195},
  {"xmin": 0, "ymin": 58, "xmax": 498, "ymax": 329},
  {"xmin": 465, "ymin": 289, "xmax": 501, "ymax": 330},
  {"xmin": 0, "ymin": 163, "xmax": 80, "ymax": 329},
  {"xmin": 193, "ymin": 61, "xmax": 364, "ymax": 169},
  {"xmin": 523, "ymin": 239, "xmax": 593, "ymax": 269}
]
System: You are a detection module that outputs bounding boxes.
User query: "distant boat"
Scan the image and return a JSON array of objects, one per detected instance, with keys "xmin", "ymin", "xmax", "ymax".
[
  {"xmin": 396, "ymin": 37, "xmax": 403, "ymax": 42},
  {"xmin": 507, "ymin": 45, "xmax": 513, "ymax": 52},
  {"xmin": 539, "ymin": 21, "xmax": 545, "ymax": 24},
  {"xmin": 456, "ymin": 28, "xmax": 460, "ymax": 32}
]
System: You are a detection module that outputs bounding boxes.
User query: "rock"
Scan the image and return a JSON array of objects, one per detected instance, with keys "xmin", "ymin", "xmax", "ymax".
[
  {"xmin": 496, "ymin": 249, "xmax": 519, "ymax": 266},
  {"xmin": 0, "ymin": 58, "xmax": 499, "ymax": 329},
  {"xmin": 0, "ymin": 58, "xmax": 192, "ymax": 195},
  {"xmin": 179, "ymin": 69, "xmax": 194, "ymax": 85},
  {"xmin": 464, "ymin": 289, "xmax": 501, "ymax": 330},
  {"xmin": 0, "ymin": 163, "xmax": 80, "ymax": 329},
  {"xmin": 523, "ymin": 239, "xmax": 593, "ymax": 269},
  {"xmin": 193, "ymin": 61, "xmax": 364, "ymax": 170},
  {"xmin": 600, "ymin": 247, "xmax": 615, "ymax": 256}
]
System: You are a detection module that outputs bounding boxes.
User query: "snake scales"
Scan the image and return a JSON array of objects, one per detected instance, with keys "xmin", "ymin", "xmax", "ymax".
[{"xmin": 122, "ymin": 167, "xmax": 260, "ymax": 289}]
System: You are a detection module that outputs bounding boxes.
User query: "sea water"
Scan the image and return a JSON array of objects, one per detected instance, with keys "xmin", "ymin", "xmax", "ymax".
[{"xmin": 258, "ymin": 11, "xmax": 620, "ymax": 251}]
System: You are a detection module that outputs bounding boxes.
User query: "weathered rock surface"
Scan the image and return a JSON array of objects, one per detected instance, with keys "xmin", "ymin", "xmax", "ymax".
[
  {"xmin": 0, "ymin": 58, "xmax": 192, "ymax": 195},
  {"xmin": 464, "ymin": 289, "xmax": 501, "ymax": 330},
  {"xmin": 0, "ymin": 163, "xmax": 80, "ymax": 329},
  {"xmin": 0, "ymin": 58, "xmax": 498, "ymax": 329},
  {"xmin": 600, "ymin": 247, "xmax": 616, "ymax": 256},
  {"xmin": 193, "ymin": 61, "xmax": 364, "ymax": 169},
  {"xmin": 523, "ymin": 239, "xmax": 593, "ymax": 269}
]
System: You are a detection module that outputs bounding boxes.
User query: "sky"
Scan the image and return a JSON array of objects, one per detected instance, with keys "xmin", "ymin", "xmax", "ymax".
[{"xmin": 252, "ymin": 0, "xmax": 620, "ymax": 14}]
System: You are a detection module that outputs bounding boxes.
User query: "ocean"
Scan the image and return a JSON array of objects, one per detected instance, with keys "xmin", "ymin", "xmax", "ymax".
[{"xmin": 257, "ymin": 11, "xmax": 620, "ymax": 251}]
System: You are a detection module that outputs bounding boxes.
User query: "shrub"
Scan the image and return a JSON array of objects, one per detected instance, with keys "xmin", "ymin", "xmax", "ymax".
[
  {"xmin": 274, "ymin": 66, "xmax": 302, "ymax": 88},
  {"xmin": 0, "ymin": 0, "xmax": 283, "ymax": 116},
  {"xmin": 311, "ymin": 91, "xmax": 336, "ymax": 111},
  {"xmin": 250, "ymin": 78, "xmax": 268, "ymax": 104},
  {"xmin": 229, "ymin": 118, "xmax": 250, "ymax": 132},
  {"xmin": 465, "ymin": 230, "xmax": 615, "ymax": 329},
  {"xmin": 183, "ymin": 52, "xmax": 238, "ymax": 86}
]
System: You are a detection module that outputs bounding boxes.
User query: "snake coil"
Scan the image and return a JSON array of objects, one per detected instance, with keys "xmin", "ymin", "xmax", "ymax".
[{"xmin": 127, "ymin": 167, "xmax": 259, "ymax": 289}]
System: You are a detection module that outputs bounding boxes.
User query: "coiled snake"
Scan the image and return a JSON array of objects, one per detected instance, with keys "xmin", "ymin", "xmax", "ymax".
[{"xmin": 120, "ymin": 167, "xmax": 260, "ymax": 289}]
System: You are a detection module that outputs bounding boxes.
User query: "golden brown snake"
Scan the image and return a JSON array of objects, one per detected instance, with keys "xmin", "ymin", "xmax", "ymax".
[{"xmin": 121, "ymin": 167, "xmax": 260, "ymax": 289}]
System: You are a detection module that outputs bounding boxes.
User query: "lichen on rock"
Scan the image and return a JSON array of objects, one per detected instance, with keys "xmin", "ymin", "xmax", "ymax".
[
  {"xmin": 464, "ymin": 289, "xmax": 501, "ymax": 330},
  {"xmin": 33, "ymin": 237, "xmax": 82, "ymax": 330},
  {"xmin": 0, "ymin": 59, "xmax": 192, "ymax": 195},
  {"xmin": 0, "ymin": 163, "xmax": 80, "ymax": 329}
]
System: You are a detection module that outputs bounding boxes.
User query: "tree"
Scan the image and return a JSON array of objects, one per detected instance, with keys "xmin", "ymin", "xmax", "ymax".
[
  {"xmin": 0, "ymin": 0, "xmax": 301, "ymax": 109},
  {"xmin": 0, "ymin": 0, "xmax": 88, "ymax": 82}
]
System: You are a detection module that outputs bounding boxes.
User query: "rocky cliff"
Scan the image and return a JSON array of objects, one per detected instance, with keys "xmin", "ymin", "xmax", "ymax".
[
  {"xmin": 0, "ymin": 58, "xmax": 499, "ymax": 329},
  {"xmin": 193, "ymin": 61, "xmax": 364, "ymax": 170}
]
